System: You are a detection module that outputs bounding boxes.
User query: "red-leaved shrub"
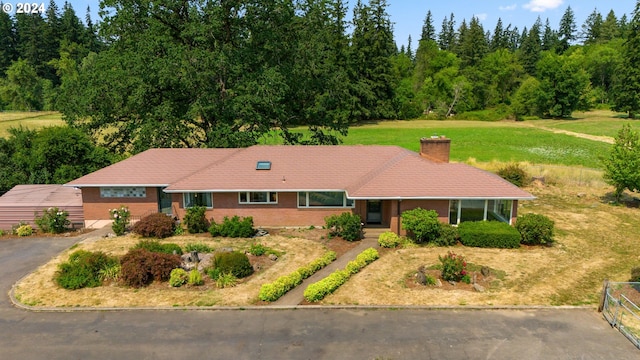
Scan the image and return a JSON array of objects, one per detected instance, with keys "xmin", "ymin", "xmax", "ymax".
[{"xmin": 120, "ymin": 248, "xmax": 181, "ymax": 288}]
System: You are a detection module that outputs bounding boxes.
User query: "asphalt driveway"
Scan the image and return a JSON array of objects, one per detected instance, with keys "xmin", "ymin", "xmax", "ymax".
[{"xmin": 1, "ymin": 235, "xmax": 638, "ymax": 360}]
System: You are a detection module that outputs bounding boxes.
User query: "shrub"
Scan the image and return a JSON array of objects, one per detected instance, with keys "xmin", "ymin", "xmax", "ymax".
[
  {"xmin": 169, "ymin": 268, "xmax": 188, "ymax": 287},
  {"xmin": 188, "ymin": 269, "xmax": 203, "ymax": 286},
  {"xmin": 55, "ymin": 250, "xmax": 119, "ymax": 290},
  {"xmin": 206, "ymin": 267, "xmax": 221, "ymax": 280},
  {"xmin": 133, "ymin": 240, "xmax": 183, "ymax": 255},
  {"xmin": 259, "ymin": 251, "xmax": 339, "ymax": 302},
  {"xmin": 16, "ymin": 224, "xmax": 33, "ymax": 236},
  {"xmin": 515, "ymin": 213, "xmax": 555, "ymax": 246},
  {"xmin": 110, "ymin": 205, "xmax": 130, "ymax": 236},
  {"xmin": 132, "ymin": 213, "xmax": 176, "ymax": 238},
  {"xmin": 435, "ymin": 223, "xmax": 459, "ymax": 246},
  {"xmin": 378, "ymin": 231, "xmax": 401, "ymax": 248},
  {"xmin": 497, "ymin": 163, "xmax": 530, "ymax": 187},
  {"xmin": 248, "ymin": 242, "xmax": 270, "ymax": 256},
  {"xmin": 631, "ymin": 267, "xmax": 640, "ymax": 282},
  {"xmin": 183, "ymin": 206, "xmax": 209, "ymax": 234},
  {"xmin": 325, "ymin": 212, "xmax": 362, "ymax": 241},
  {"xmin": 215, "ymin": 272, "xmax": 238, "ymax": 288},
  {"xmin": 35, "ymin": 207, "xmax": 70, "ymax": 234},
  {"xmin": 98, "ymin": 262, "xmax": 121, "ymax": 282},
  {"xmin": 209, "ymin": 216, "xmax": 256, "ymax": 238},
  {"xmin": 120, "ymin": 248, "xmax": 181, "ymax": 288},
  {"xmin": 401, "ymin": 208, "xmax": 441, "ymax": 243},
  {"xmin": 184, "ymin": 242, "xmax": 214, "ymax": 253},
  {"xmin": 458, "ymin": 221, "xmax": 521, "ymax": 248},
  {"xmin": 211, "ymin": 251, "xmax": 254, "ymax": 278},
  {"xmin": 303, "ymin": 248, "xmax": 378, "ymax": 302},
  {"xmin": 439, "ymin": 251, "xmax": 468, "ymax": 282}
]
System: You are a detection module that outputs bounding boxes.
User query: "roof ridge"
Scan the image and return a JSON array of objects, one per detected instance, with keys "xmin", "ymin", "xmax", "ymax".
[{"xmin": 346, "ymin": 148, "xmax": 418, "ymax": 195}]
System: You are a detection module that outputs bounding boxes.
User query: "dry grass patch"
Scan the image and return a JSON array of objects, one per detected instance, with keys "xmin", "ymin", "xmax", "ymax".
[{"xmin": 14, "ymin": 234, "xmax": 327, "ymax": 308}]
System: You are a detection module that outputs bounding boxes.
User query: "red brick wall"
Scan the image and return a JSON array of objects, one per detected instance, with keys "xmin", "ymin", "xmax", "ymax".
[
  {"xmin": 389, "ymin": 199, "xmax": 450, "ymax": 236},
  {"xmin": 419, "ymin": 137, "xmax": 451, "ymax": 163},
  {"xmin": 172, "ymin": 192, "xmax": 359, "ymax": 227},
  {"xmin": 82, "ymin": 187, "xmax": 159, "ymax": 220}
]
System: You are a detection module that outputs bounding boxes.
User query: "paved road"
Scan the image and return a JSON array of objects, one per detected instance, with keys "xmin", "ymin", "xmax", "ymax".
[{"xmin": 1, "ymin": 236, "xmax": 638, "ymax": 360}]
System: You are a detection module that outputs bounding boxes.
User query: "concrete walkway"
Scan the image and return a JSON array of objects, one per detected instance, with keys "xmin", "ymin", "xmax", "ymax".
[{"xmin": 273, "ymin": 227, "xmax": 387, "ymax": 306}]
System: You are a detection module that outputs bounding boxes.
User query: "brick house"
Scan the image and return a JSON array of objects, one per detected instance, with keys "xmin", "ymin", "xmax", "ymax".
[{"xmin": 66, "ymin": 138, "xmax": 534, "ymax": 233}]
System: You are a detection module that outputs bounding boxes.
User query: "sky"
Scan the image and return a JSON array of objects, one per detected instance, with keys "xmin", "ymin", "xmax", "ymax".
[{"xmin": 58, "ymin": 0, "xmax": 637, "ymax": 47}]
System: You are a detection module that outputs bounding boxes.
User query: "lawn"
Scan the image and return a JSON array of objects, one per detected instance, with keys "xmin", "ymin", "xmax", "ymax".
[{"xmin": 0, "ymin": 111, "xmax": 64, "ymax": 137}]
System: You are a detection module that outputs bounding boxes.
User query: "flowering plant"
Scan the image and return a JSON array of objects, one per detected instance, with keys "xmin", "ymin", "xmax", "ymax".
[
  {"xmin": 109, "ymin": 205, "xmax": 130, "ymax": 236},
  {"xmin": 439, "ymin": 251, "xmax": 468, "ymax": 282},
  {"xmin": 34, "ymin": 207, "xmax": 70, "ymax": 234}
]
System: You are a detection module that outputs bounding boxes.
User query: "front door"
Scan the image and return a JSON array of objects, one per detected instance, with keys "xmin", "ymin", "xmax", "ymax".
[
  {"xmin": 157, "ymin": 188, "xmax": 173, "ymax": 215},
  {"xmin": 366, "ymin": 200, "xmax": 382, "ymax": 224}
]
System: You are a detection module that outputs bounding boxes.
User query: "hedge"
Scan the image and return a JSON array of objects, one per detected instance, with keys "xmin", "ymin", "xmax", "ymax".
[
  {"xmin": 303, "ymin": 248, "xmax": 379, "ymax": 302},
  {"xmin": 458, "ymin": 221, "xmax": 520, "ymax": 248},
  {"xmin": 258, "ymin": 251, "xmax": 337, "ymax": 302}
]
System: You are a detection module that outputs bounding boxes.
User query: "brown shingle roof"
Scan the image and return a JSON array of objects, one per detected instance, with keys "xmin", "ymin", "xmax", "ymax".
[
  {"xmin": 67, "ymin": 145, "xmax": 534, "ymax": 200},
  {"xmin": 66, "ymin": 148, "xmax": 240, "ymax": 187}
]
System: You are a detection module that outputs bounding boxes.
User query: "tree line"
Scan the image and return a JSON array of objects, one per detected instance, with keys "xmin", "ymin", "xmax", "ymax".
[{"xmin": 1, "ymin": 0, "xmax": 640, "ymax": 154}]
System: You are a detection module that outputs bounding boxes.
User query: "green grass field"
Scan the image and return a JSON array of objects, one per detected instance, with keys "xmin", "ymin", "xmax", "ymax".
[
  {"xmin": 0, "ymin": 111, "xmax": 64, "ymax": 137},
  {"xmin": 1, "ymin": 110, "xmax": 623, "ymax": 169}
]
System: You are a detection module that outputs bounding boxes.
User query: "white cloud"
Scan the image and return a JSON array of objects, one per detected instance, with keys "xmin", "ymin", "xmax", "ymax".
[
  {"xmin": 523, "ymin": 0, "xmax": 564, "ymax": 12},
  {"xmin": 499, "ymin": 4, "xmax": 517, "ymax": 11},
  {"xmin": 474, "ymin": 13, "xmax": 488, "ymax": 21}
]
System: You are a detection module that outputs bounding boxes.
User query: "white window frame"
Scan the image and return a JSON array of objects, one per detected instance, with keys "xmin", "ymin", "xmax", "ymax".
[
  {"xmin": 449, "ymin": 199, "xmax": 513, "ymax": 225},
  {"xmin": 100, "ymin": 187, "xmax": 146, "ymax": 198},
  {"xmin": 238, "ymin": 192, "xmax": 278, "ymax": 204},
  {"xmin": 297, "ymin": 192, "xmax": 355, "ymax": 208},
  {"xmin": 183, "ymin": 192, "xmax": 213, "ymax": 209}
]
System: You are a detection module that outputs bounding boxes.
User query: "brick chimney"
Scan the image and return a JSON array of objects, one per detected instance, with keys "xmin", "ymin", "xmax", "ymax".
[{"xmin": 420, "ymin": 136, "xmax": 451, "ymax": 163}]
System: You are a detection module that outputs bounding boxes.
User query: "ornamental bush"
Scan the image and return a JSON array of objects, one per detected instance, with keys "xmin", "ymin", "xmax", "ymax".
[
  {"xmin": 303, "ymin": 248, "xmax": 378, "ymax": 302},
  {"xmin": 378, "ymin": 231, "xmax": 401, "ymax": 248},
  {"xmin": 209, "ymin": 216, "xmax": 256, "ymax": 238},
  {"xmin": 15, "ymin": 224, "xmax": 33, "ymax": 236},
  {"xmin": 515, "ymin": 213, "xmax": 555, "ymax": 246},
  {"xmin": 133, "ymin": 240, "xmax": 183, "ymax": 255},
  {"xmin": 325, "ymin": 212, "xmax": 362, "ymax": 241},
  {"xmin": 497, "ymin": 163, "xmax": 530, "ymax": 187},
  {"xmin": 55, "ymin": 250, "xmax": 119, "ymax": 290},
  {"xmin": 401, "ymin": 208, "xmax": 441, "ymax": 243},
  {"xmin": 188, "ymin": 269, "xmax": 203, "ymax": 286},
  {"xmin": 211, "ymin": 251, "xmax": 253, "ymax": 278},
  {"xmin": 458, "ymin": 221, "xmax": 520, "ymax": 248},
  {"xmin": 184, "ymin": 242, "xmax": 214, "ymax": 253},
  {"xmin": 132, "ymin": 213, "xmax": 176, "ymax": 238},
  {"xmin": 35, "ymin": 207, "xmax": 70, "ymax": 234},
  {"xmin": 169, "ymin": 268, "xmax": 188, "ymax": 287},
  {"xmin": 109, "ymin": 205, "xmax": 130, "ymax": 236},
  {"xmin": 435, "ymin": 223, "xmax": 459, "ymax": 246},
  {"xmin": 183, "ymin": 206, "xmax": 209, "ymax": 234},
  {"xmin": 120, "ymin": 248, "xmax": 181, "ymax": 288},
  {"xmin": 439, "ymin": 251, "xmax": 468, "ymax": 282}
]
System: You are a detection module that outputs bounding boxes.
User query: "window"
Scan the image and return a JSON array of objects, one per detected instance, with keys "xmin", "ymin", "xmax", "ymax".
[
  {"xmin": 298, "ymin": 192, "xmax": 354, "ymax": 208},
  {"xmin": 256, "ymin": 161, "xmax": 271, "ymax": 170},
  {"xmin": 100, "ymin": 187, "xmax": 146, "ymax": 198},
  {"xmin": 449, "ymin": 199, "xmax": 513, "ymax": 225},
  {"xmin": 239, "ymin": 192, "xmax": 277, "ymax": 204},
  {"xmin": 183, "ymin": 192, "xmax": 213, "ymax": 208}
]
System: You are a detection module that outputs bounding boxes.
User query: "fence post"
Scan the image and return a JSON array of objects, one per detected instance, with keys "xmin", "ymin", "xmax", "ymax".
[{"xmin": 598, "ymin": 279, "xmax": 609, "ymax": 312}]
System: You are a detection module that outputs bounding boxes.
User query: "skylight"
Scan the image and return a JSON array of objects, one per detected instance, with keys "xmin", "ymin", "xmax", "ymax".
[{"xmin": 256, "ymin": 161, "xmax": 271, "ymax": 170}]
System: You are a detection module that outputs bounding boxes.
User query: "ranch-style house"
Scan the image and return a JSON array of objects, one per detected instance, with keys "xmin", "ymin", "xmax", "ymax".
[{"xmin": 65, "ymin": 137, "xmax": 535, "ymax": 234}]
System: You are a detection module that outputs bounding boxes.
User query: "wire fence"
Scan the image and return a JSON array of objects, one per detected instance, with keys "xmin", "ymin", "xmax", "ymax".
[{"xmin": 600, "ymin": 281, "xmax": 640, "ymax": 349}]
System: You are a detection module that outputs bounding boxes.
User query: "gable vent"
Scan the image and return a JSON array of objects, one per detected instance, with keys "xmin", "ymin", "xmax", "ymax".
[{"xmin": 256, "ymin": 161, "xmax": 271, "ymax": 170}]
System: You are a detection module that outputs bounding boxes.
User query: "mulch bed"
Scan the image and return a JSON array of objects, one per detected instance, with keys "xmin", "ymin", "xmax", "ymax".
[{"xmin": 404, "ymin": 269, "xmax": 496, "ymax": 292}]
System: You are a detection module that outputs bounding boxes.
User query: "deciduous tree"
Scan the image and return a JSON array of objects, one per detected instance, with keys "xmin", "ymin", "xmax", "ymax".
[{"xmin": 603, "ymin": 124, "xmax": 640, "ymax": 202}]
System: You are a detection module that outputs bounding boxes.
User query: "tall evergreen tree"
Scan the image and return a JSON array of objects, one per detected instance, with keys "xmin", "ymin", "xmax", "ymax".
[
  {"xmin": 457, "ymin": 16, "xmax": 487, "ymax": 68},
  {"xmin": 0, "ymin": 10, "xmax": 17, "ymax": 74},
  {"xmin": 601, "ymin": 10, "xmax": 620, "ymax": 41},
  {"xmin": 541, "ymin": 18, "xmax": 558, "ymax": 51},
  {"xmin": 558, "ymin": 6, "xmax": 577, "ymax": 52},
  {"xmin": 505, "ymin": 24, "xmax": 520, "ymax": 51},
  {"xmin": 15, "ymin": 13, "xmax": 49, "ymax": 77},
  {"xmin": 518, "ymin": 18, "xmax": 541, "ymax": 75},
  {"xmin": 490, "ymin": 18, "xmax": 507, "ymax": 51},
  {"xmin": 421, "ymin": 10, "xmax": 436, "ymax": 42},
  {"xmin": 406, "ymin": 34, "xmax": 413, "ymax": 59},
  {"xmin": 581, "ymin": 8, "xmax": 603, "ymax": 44},
  {"xmin": 438, "ymin": 13, "xmax": 455, "ymax": 51},
  {"xmin": 613, "ymin": 1, "xmax": 640, "ymax": 118}
]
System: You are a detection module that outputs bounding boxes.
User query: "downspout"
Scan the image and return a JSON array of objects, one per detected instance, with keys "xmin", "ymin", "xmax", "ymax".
[{"xmin": 397, "ymin": 199, "xmax": 402, "ymax": 234}]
